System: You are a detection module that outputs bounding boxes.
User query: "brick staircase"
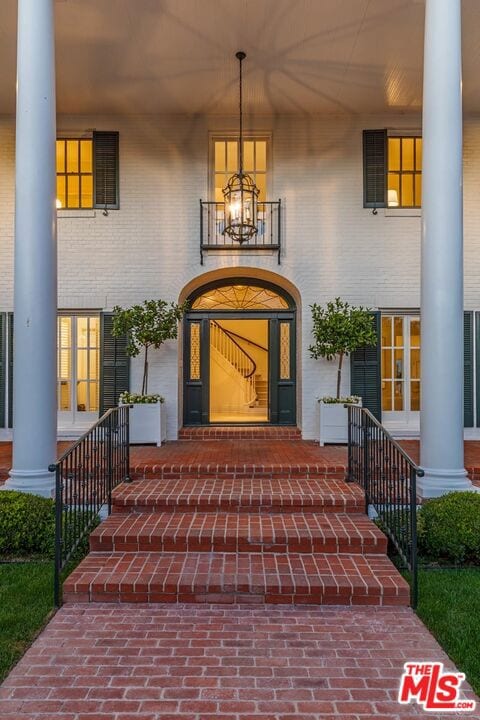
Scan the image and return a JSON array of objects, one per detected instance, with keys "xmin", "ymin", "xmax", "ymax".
[{"xmin": 64, "ymin": 470, "xmax": 410, "ymax": 606}]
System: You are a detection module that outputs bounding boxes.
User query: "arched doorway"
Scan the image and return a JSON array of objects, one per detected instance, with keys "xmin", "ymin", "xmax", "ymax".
[{"xmin": 183, "ymin": 278, "xmax": 296, "ymax": 425}]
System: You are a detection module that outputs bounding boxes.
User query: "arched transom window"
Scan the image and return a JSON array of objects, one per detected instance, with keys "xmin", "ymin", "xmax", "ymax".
[{"xmin": 191, "ymin": 284, "xmax": 289, "ymax": 311}]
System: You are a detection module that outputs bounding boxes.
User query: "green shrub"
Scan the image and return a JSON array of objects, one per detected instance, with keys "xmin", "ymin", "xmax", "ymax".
[
  {"xmin": 0, "ymin": 491, "xmax": 55, "ymax": 558},
  {"xmin": 418, "ymin": 492, "xmax": 480, "ymax": 564}
]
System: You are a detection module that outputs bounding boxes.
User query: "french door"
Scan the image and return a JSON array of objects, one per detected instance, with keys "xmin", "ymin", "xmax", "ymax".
[
  {"xmin": 381, "ymin": 314, "xmax": 420, "ymax": 428},
  {"xmin": 57, "ymin": 315, "xmax": 100, "ymax": 427},
  {"xmin": 183, "ymin": 312, "xmax": 296, "ymax": 425}
]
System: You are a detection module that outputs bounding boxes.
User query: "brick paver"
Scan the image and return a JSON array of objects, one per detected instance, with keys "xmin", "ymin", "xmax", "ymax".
[{"xmin": 0, "ymin": 603, "xmax": 477, "ymax": 719}]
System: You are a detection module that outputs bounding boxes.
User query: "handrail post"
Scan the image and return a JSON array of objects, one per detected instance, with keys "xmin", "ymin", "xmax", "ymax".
[
  {"xmin": 125, "ymin": 404, "xmax": 132, "ymax": 483},
  {"xmin": 363, "ymin": 415, "xmax": 370, "ymax": 515},
  {"xmin": 53, "ymin": 463, "xmax": 62, "ymax": 607},
  {"xmin": 346, "ymin": 405, "xmax": 353, "ymax": 482},
  {"xmin": 107, "ymin": 413, "xmax": 113, "ymax": 515},
  {"xmin": 410, "ymin": 465, "xmax": 419, "ymax": 609}
]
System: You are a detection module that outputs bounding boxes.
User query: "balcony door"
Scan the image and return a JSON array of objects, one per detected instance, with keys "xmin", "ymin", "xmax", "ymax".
[{"xmin": 57, "ymin": 315, "xmax": 100, "ymax": 428}]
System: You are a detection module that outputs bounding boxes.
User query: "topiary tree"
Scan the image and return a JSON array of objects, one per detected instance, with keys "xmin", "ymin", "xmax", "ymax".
[
  {"xmin": 112, "ymin": 299, "xmax": 188, "ymax": 396},
  {"xmin": 309, "ymin": 298, "xmax": 377, "ymax": 399}
]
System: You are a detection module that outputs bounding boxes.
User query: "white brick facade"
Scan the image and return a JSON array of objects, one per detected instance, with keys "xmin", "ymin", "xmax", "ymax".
[{"xmin": 2, "ymin": 112, "xmax": 480, "ymax": 439}]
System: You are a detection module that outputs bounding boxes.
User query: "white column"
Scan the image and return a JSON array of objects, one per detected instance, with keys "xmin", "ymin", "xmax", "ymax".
[
  {"xmin": 419, "ymin": 0, "xmax": 475, "ymax": 497},
  {"xmin": 4, "ymin": 0, "xmax": 57, "ymax": 497}
]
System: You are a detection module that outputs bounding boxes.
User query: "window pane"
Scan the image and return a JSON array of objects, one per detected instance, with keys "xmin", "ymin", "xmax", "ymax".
[
  {"xmin": 89, "ymin": 317, "xmax": 99, "ymax": 347},
  {"xmin": 279, "ymin": 322, "xmax": 290, "ymax": 379},
  {"xmin": 394, "ymin": 317, "xmax": 403, "ymax": 346},
  {"xmin": 56, "ymin": 175, "xmax": 66, "ymax": 209},
  {"xmin": 89, "ymin": 382, "xmax": 99, "ymax": 412},
  {"xmin": 66, "ymin": 140, "xmax": 79, "ymax": 173},
  {"xmin": 401, "ymin": 173, "xmax": 414, "ymax": 207},
  {"xmin": 382, "ymin": 381, "xmax": 392, "ymax": 411},
  {"xmin": 256, "ymin": 141, "xmax": 267, "ymax": 172},
  {"xmin": 415, "ymin": 137, "xmax": 422, "ymax": 171},
  {"xmin": 59, "ymin": 381, "xmax": 71, "ymax": 411},
  {"xmin": 256, "ymin": 174, "xmax": 266, "ymax": 202},
  {"xmin": 410, "ymin": 349, "xmax": 420, "ymax": 380},
  {"xmin": 80, "ymin": 140, "xmax": 92, "ymax": 173},
  {"xmin": 77, "ymin": 317, "xmax": 88, "ymax": 347},
  {"xmin": 381, "ymin": 316, "xmax": 392, "ymax": 346},
  {"xmin": 67, "ymin": 175, "xmax": 80, "ymax": 208},
  {"xmin": 59, "ymin": 317, "xmax": 71, "ymax": 348},
  {"xmin": 77, "ymin": 349, "xmax": 88, "ymax": 379},
  {"xmin": 388, "ymin": 138, "xmax": 400, "ymax": 172},
  {"xmin": 58, "ymin": 348, "xmax": 71, "ymax": 380},
  {"xmin": 215, "ymin": 174, "xmax": 226, "ymax": 203},
  {"xmin": 215, "ymin": 141, "xmax": 225, "ymax": 172},
  {"xmin": 402, "ymin": 138, "xmax": 414, "ymax": 171},
  {"xmin": 89, "ymin": 348, "xmax": 99, "ymax": 380},
  {"xmin": 76, "ymin": 381, "xmax": 88, "ymax": 411},
  {"xmin": 227, "ymin": 141, "xmax": 237, "ymax": 173},
  {"xmin": 410, "ymin": 381, "xmax": 420, "ymax": 411},
  {"xmin": 81, "ymin": 174, "xmax": 93, "ymax": 208},
  {"xmin": 243, "ymin": 141, "xmax": 254, "ymax": 172},
  {"xmin": 415, "ymin": 174, "xmax": 422, "ymax": 207},
  {"xmin": 410, "ymin": 319, "xmax": 420, "ymax": 347},
  {"xmin": 382, "ymin": 349, "xmax": 392, "ymax": 380},
  {"xmin": 394, "ymin": 349, "xmax": 404, "ymax": 379},
  {"xmin": 394, "ymin": 381, "xmax": 404, "ymax": 410},
  {"xmin": 190, "ymin": 323, "xmax": 200, "ymax": 380},
  {"xmin": 387, "ymin": 173, "xmax": 400, "ymax": 207},
  {"xmin": 56, "ymin": 140, "xmax": 65, "ymax": 173}
]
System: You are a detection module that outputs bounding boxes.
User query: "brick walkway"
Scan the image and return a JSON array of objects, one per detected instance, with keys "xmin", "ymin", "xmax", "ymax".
[{"xmin": 1, "ymin": 604, "xmax": 478, "ymax": 719}]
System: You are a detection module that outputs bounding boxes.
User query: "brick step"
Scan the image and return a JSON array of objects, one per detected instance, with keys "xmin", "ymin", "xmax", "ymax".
[
  {"xmin": 178, "ymin": 426, "xmax": 302, "ymax": 440},
  {"xmin": 63, "ymin": 551, "xmax": 409, "ymax": 606},
  {"xmin": 90, "ymin": 511, "xmax": 387, "ymax": 554},
  {"xmin": 112, "ymin": 478, "xmax": 364, "ymax": 514}
]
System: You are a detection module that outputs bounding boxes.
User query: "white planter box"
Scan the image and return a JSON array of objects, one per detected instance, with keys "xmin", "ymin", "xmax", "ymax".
[
  {"xmin": 122, "ymin": 402, "xmax": 166, "ymax": 446},
  {"xmin": 318, "ymin": 400, "xmax": 361, "ymax": 446}
]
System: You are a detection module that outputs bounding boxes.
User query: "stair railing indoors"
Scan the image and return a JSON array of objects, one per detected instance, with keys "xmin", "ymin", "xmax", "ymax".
[
  {"xmin": 49, "ymin": 405, "xmax": 130, "ymax": 606},
  {"xmin": 210, "ymin": 320, "xmax": 258, "ymax": 406},
  {"xmin": 346, "ymin": 404, "xmax": 424, "ymax": 608}
]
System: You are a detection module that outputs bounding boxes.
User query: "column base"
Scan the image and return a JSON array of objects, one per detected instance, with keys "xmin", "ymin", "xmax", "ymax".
[
  {"xmin": 417, "ymin": 466, "xmax": 479, "ymax": 499},
  {"xmin": 3, "ymin": 468, "xmax": 56, "ymax": 498}
]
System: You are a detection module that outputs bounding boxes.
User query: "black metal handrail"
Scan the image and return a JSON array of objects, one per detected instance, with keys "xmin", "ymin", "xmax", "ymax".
[
  {"xmin": 346, "ymin": 404, "xmax": 424, "ymax": 608},
  {"xmin": 200, "ymin": 200, "xmax": 281, "ymax": 265},
  {"xmin": 49, "ymin": 405, "xmax": 130, "ymax": 606}
]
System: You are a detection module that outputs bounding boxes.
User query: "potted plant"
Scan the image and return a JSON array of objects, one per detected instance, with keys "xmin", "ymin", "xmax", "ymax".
[
  {"xmin": 112, "ymin": 299, "xmax": 187, "ymax": 445},
  {"xmin": 309, "ymin": 298, "xmax": 377, "ymax": 446}
]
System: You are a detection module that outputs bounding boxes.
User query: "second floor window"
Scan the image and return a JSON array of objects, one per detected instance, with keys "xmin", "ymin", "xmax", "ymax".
[
  {"xmin": 56, "ymin": 138, "xmax": 93, "ymax": 209},
  {"xmin": 387, "ymin": 136, "xmax": 422, "ymax": 208},
  {"xmin": 213, "ymin": 138, "xmax": 268, "ymax": 203},
  {"xmin": 363, "ymin": 129, "xmax": 422, "ymax": 210}
]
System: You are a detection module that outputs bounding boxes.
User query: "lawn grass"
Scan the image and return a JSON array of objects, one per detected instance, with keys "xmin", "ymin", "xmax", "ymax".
[
  {"xmin": 416, "ymin": 568, "xmax": 480, "ymax": 696},
  {"xmin": 0, "ymin": 561, "xmax": 54, "ymax": 682}
]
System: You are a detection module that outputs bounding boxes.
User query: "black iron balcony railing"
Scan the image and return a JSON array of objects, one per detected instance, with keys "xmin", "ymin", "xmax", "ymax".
[
  {"xmin": 200, "ymin": 200, "xmax": 281, "ymax": 265},
  {"xmin": 48, "ymin": 405, "xmax": 130, "ymax": 606},
  {"xmin": 346, "ymin": 404, "xmax": 424, "ymax": 608}
]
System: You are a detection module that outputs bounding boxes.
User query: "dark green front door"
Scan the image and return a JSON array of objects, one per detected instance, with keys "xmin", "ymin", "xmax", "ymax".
[{"xmin": 183, "ymin": 311, "xmax": 296, "ymax": 426}]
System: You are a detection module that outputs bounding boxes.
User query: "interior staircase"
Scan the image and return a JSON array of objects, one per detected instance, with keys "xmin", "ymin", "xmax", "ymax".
[{"xmin": 64, "ymin": 460, "xmax": 410, "ymax": 606}]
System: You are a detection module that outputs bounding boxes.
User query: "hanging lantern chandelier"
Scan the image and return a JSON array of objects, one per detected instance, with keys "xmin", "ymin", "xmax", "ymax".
[{"xmin": 223, "ymin": 51, "xmax": 259, "ymax": 243}]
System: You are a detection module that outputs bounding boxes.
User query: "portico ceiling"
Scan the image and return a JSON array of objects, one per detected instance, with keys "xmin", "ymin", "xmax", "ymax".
[{"xmin": 1, "ymin": 0, "xmax": 480, "ymax": 115}]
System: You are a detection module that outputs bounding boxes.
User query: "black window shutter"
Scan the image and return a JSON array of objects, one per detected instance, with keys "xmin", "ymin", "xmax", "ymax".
[
  {"xmin": 93, "ymin": 131, "xmax": 119, "ymax": 210},
  {"xmin": 363, "ymin": 130, "xmax": 387, "ymax": 208},
  {"xmin": 464, "ymin": 311, "xmax": 474, "ymax": 427},
  {"xmin": 7, "ymin": 313, "xmax": 13, "ymax": 428},
  {"xmin": 0, "ymin": 313, "xmax": 5, "ymax": 428},
  {"xmin": 99, "ymin": 312, "xmax": 130, "ymax": 414},
  {"xmin": 350, "ymin": 311, "xmax": 381, "ymax": 420}
]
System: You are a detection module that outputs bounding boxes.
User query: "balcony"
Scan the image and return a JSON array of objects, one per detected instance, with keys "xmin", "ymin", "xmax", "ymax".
[{"xmin": 200, "ymin": 200, "xmax": 281, "ymax": 265}]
